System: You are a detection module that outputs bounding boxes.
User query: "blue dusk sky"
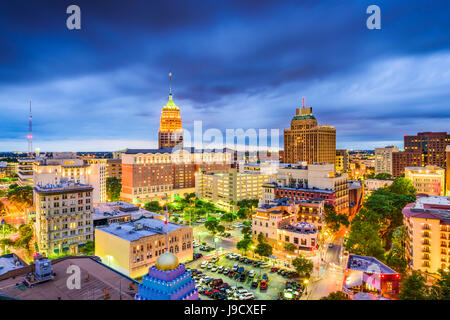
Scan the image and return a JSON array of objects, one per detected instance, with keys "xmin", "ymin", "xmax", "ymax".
[{"xmin": 0, "ymin": 0, "xmax": 449, "ymax": 152}]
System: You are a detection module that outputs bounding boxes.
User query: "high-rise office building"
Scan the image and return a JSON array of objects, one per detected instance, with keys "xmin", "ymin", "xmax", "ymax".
[
  {"xmin": 446, "ymin": 146, "xmax": 450, "ymax": 196},
  {"xmin": 375, "ymin": 146, "xmax": 399, "ymax": 175},
  {"xmin": 158, "ymin": 74, "xmax": 183, "ymax": 148},
  {"xmin": 283, "ymin": 99, "xmax": 336, "ymax": 165}
]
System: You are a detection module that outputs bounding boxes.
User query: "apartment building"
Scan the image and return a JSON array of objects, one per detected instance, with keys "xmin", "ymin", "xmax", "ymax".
[
  {"xmin": 34, "ymin": 182, "xmax": 94, "ymax": 256},
  {"xmin": 336, "ymin": 149, "xmax": 350, "ymax": 174},
  {"xmin": 402, "ymin": 195, "xmax": 450, "ymax": 273},
  {"xmin": 17, "ymin": 158, "xmax": 35, "ymax": 186},
  {"xmin": 95, "ymin": 218, "xmax": 193, "ymax": 278}
]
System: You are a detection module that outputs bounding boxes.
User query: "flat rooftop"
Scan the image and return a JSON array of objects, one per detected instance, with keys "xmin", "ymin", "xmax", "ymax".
[
  {"xmin": 125, "ymin": 147, "xmax": 231, "ymax": 155},
  {"xmin": 0, "ymin": 254, "xmax": 27, "ymax": 276},
  {"xmin": 0, "ymin": 256, "xmax": 137, "ymax": 300},
  {"xmin": 34, "ymin": 182, "xmax": 93, "ymax": 193},
  {"xmin": 402, "ymin": 195, "xmax": 450, "ymax": 223},
  {"xmin": 346, "ymin": 254, "xmax": 397, "ymax": 275},
  {"xmin": 96, "ymin": 217, "xmax": 188, "ymax": 242},
  {"xmin": 93, "ymin": 202, "xmax": 162, "ymax": 221}
]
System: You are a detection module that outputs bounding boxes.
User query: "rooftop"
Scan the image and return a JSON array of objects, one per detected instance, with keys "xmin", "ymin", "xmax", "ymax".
[
  {"xmin": 0, "ymin": 254, "xmax": 27, "ymax": 276},
  {"xmin": 346, "ymin": 254, "xmax": 398, "ymax": 275},
  {"xmin": 93, "ymin": 202, "xmax": 162, "ymax": 221},
  {"xmin": 0, "ymin": 256, "xmax": 137, "ymax": 300},
  {"xmin": 34, "ymin": 181, "xmax": 93, "ymax": 193},
  {"xmin": 280, "ymin": 221, "xmax": 317, "ymax": 234},
  {"xmin": 124, "ymin": 147, "xmax": 232, "ymax": 155},
  {"xmin": 96, "ymin": 217, "xmax": 188, "ymax": 242},
  {"xmin": 402, "ymin": 195, "xmax": 450, "ymax": 223}
]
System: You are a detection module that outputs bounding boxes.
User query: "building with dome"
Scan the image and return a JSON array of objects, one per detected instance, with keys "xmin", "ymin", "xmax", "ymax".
[
  {"xmin": 158, "ymin": 73, "xmax": 183, "ymax": 148},
  {"xmin": 135, "ymin": 252, "xmax": 199, "ymax": 300}
]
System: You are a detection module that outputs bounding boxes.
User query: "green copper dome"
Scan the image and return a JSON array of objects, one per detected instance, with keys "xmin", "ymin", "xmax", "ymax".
[
  {"xmin": 292, "ymin": 114, "xmax": 316, "ymax": 121},
  {"xmin": 163, "ymin": 94, "xmax": 179, "ymax": 110}
]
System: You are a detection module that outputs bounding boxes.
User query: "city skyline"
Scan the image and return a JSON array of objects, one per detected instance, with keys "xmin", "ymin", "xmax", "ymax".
[{"xmin": 1, "ymin": 1, "xmax": 450, "ymax": 152}]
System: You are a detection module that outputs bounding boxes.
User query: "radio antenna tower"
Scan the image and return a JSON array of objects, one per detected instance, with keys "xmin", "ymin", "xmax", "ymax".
[{"xmin": 27, "ymin": 100, "xmax": 33, "ymax": 155}]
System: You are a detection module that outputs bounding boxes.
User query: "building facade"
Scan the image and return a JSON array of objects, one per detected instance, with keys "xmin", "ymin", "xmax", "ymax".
[
  {"xmin": 158, "ymin": 93, "xmax": 183, "ymax": 148},
  {"xmin": 18, "ymin": 158, "xmax": 35, "ymax": 186},
  {"xmin": 34, "ymin": 182, "xmax": 94, "ymax": 256},
  {"xmin": 405, "ymin": 166, "xmax": 445, "ymax": 196},
  {"xmin": 403, "ymin": 195, "xmax": 450, "ymax": 273},
  {"xmin": 195, "ymin": 168, "xmax": 269, "ymax": 212},
  {"xmin": 120, "ymin": 148, "xmax": 233, "ymax": 204},
  {"xmin": 404, "ymin": 132, "xmax": 450, "ymax": 168},
  {"xmin": 335, "ymin": 149, "xmax": 350, "ymax": 173},
  {"xmin": 95, "ymin": 218, "xmax": 193, "ymax": 278},
  {"xmin": 262, "ymin": 163, "xmax": 349, "ymax": 214},
  {"xmin": 283, "ymin": 101, "xmax": 336, "ymax": 165},
  {"xmin": 392, "ymin": 151, "xmax": 423, "ymax": 178},
  {"xmin": 375, "ymin": 146, "xmax": 399, "ymax": 175}
]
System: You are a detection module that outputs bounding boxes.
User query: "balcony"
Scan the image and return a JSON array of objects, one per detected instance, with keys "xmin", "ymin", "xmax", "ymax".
[
  {"xmin": 422, "ymin": 241, "xmax": 431, "ymax": 246},
  {"xmin": 422, "ymin": 255, "xmax": 431, "ymax": 261},
  {"xmin": 423, "ymin": 233, "xmax": 431, "ymax": 239},
  {"xmin": 422, "ymin": 248, "xmax": 431, "ymax": 253}
]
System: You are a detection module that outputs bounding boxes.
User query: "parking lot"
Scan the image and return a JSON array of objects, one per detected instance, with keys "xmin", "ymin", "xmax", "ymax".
[{"xmin": 186, "ymin": 252, "xmax": 305, "ymax": 300}]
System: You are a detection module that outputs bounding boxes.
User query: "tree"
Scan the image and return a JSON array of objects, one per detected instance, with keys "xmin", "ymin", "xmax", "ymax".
[
  {"xmin": 386, "ymin": 225, "xmax": 408, "ymax": 274},
  {"xmin": 220, "ymin": 212, "xmax": 236, "ymax": 223},
  {"xmin": 388, "ymin": 177, "xmax": 416, "ymax": 195},
  {"xmin": 7, "ymin": 185, "xmax": 33, "ymax": 209},
  {"xmin": 237, "ymin": 238, "xmax": 254, "ymax": 255},
  {"xmin": 237, "ymin": 207, "xmax": 249, "ymax": 220},
  {"xmin": 216, "ymin": 224, "xmax": 225, "ymax": 234},
  {"xmin": 292, "ymin": 255, "xmax": 313, "ymax": 277},
  {"xmin": 254, "ymin": 242, "xmax": 272, "ymax": 257},
  {"xmin": 284, "ymin": 243, "xmax": 296, "ymax": 253},
  {"xmin": 205, "ymin": 218, "xmax": 220, "ymax": 236},
  {"xmin": 106, "ymin": 177, "xmax": 122, "ymax": 202},
  {"xmin": 345, "ymin": 216, "xmax": 385, "ymax": 260},
  {"xmin": 323, "ymin": 203, "xmax": 349, "ymax": 233},
  {"xmin": 320, "ymin": 291, "xmax": 350, "ymax": 300},
  {"xmin": 429, "ymin": 269, "xmax": 450, "ymax": 300},
  {"xmin": 241, "ymin": 224, "xmax": 252, "ymax": 239},
  {"xmin": 81, "ymin": 241, "xmax": 95, "ymax": 255},
  {"xmin": 399, "ymin": 271, "xmax": 429, "ymax": 300},
  {"xmin": 257, "ymin": 232, "xmax": 267, "ymax": 244},
  {"xmin": 144, "ymin": 201, "xmax": 162, "ymax": 213},
  {"xmin": 0, "ymin": 223, "xmax": 16, "ymax": 238}
]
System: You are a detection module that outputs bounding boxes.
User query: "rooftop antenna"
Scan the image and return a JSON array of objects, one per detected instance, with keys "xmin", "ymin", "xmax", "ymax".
[
  {"xmin": 169, "ymin": 72, "xmax": 173, "ymax": 99},
  {"xmin": 27, "ymin": 100, "xmax": 33, "ymax": 155},
  {"xmin": 302, "ymin": 96, "xmax": 305, "ymax": 108}
]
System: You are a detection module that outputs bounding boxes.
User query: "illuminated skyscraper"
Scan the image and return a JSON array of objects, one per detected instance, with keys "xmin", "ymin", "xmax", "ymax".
[
  {"xmin": 158, "ymin": 73, "xmax": 183, "ymax": 148},
  {"xmin": 283, "ymin": 98, "xmax": 336, "ymax": 165}
]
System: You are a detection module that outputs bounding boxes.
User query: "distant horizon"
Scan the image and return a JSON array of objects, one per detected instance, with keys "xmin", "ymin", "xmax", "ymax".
[{"xmin": 1, "ymin": 1, "xmax": 449, "ymax": 152}]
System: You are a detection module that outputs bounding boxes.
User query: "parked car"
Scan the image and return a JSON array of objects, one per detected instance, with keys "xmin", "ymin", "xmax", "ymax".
[
  {"xmin": 271, "ymin": 267, "xmax": 279, "ymax": 272},
  {"xmin": 228, "ymin": 270, "xmax": 235, "ymax": 277},
  {"xmin": 211, "ymin": 279, "xmax": 223, "ymax": 287},
  {"xmin": 232, "ymin": 264, "xmax": 239, "ymax": 272},
  {"xmin": 234, "ymin": 289, "xmax": 248, "ymax": 298},
  {"xmin": 193, "ymin": 253, "xmax": 203, "ymax": 260},
  {"xmin": 240, "ymin": 292, "xmax": 255, "ymax": 300},
  {"xmin": 207, "ymin": 263, "xmax": 214, "ymax": 269},
  {"xmin": 217, "ymin": 266, "xmax": 224, "ymax": 273},
  {"xmin": 251, "ymin": 279, "xmax": 259, "ymax": 289},
  {"xmin": 205, "ymin": 289, "xmax": 219, "ymax": 296},
  {"xmin": 210, "ymin": 257, "xmax": 219, "ymax": 263},
  {"xmin": 262, "ymin": 274, "xmax": 268, "ymax": 281},
  {"xmin": 260, "ymin": 280, "xmax": 267, "ymax": 290},
  {"xmin": 239, "ymin": 257, "xmax": 246, "ymax": 262},
  {"xmin": 248, "ymin": 270, "xmax": 255, "ymax": 278},
  {"xmin": 211, "ymin": 266, "xmax": 218, "ymax": 272},
  {"xmin": 238, "ymin": 267, "xmax": 244, "ymax": 274},
  {"xmin": 261, "ymin": 262, "xmax": 269, "ymax": 268},
  {"xmin": 200, "ymin": 261, "xmax": 208, "ymax": 268},
  {"xmin": 239, "ymin": 273, "xmax": 246, "ymax": 282},
  {"xmin": 223, "ymin": 268, "xmax": 230, "ymax": 275}
]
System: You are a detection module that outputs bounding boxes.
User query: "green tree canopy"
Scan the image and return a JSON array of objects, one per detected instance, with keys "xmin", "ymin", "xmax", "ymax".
[
  {"xmin": 144, "ymin": 200, "xmax": 162, "ymax": 213},
  {"xmin": 429, "ymin": 269, "xmax": 450, "ymax": 300},
  {"xmin": 320, "ymin": 291, "xmax": 350, "ymax": 300},
  {"xmin": 254, "ymin": 242, "xmax": 272, "ymax": 257},
  {"xmin": 399, "ymin": 271, "xmax": 429, "ymax": 300},
  {"xmin": 81, "ymin": 240, "xmax": 95, "ymax": 255},
  {"xmin": 323, "ymin": 203, "xmax": 349, "ymax": 233},
  {"xmin": 292, "ymin": 255, "xmax": 313, "ymax": 277},
  {"xmin": 345, "ymin": 216, "xmax": 386, "ymax": 260},
  {"xmin": 237, "ymin": 238, "xmax": 254, "ymax": 254},
  {"xmin": 284, "ymin": 243, "xmax": 296, "ymax": 253},
  {"xmin": 388, "ymin": 177, "xmax": 416, "ymax": 195}
]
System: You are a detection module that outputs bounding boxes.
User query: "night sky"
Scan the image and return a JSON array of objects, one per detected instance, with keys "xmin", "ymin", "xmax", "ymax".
[{"xmin": 1, "ymin": 0, "xmax": 449, "ymax": 152}]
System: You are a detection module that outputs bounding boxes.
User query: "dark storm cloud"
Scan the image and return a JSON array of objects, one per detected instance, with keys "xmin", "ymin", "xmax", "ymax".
[{"xmin": 0, "ymin": 0, "xmax": 449, "ymax": 151}]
